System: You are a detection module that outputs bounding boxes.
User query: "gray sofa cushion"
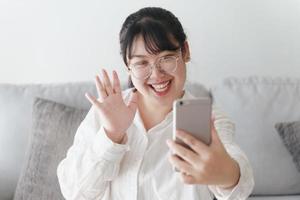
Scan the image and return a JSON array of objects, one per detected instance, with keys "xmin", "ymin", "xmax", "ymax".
[
  {"xmin": 13, "ymin": 98, "xmax": 88, "ymax": 200},
  {"xmin": 275, "ymin": 121, "xmax": 300, "ymax": 172},
  {"xmin": 211, "ymin": 77, "xmax": 300, "ymax": 195},
  {"xmin": 0, "ymin": 82, "xmax": 96, "ymax": 200}
]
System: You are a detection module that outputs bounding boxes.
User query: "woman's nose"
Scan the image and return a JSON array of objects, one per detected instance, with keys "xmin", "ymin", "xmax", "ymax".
[{"xmin": 149, "ymin": 65, "xmax": 165, "ymax": 79}]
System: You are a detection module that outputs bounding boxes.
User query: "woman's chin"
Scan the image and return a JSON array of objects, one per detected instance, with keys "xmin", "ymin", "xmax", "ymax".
[{"xmin": 150, "ymin": 87, "xmax": 177, "ymax": 108}]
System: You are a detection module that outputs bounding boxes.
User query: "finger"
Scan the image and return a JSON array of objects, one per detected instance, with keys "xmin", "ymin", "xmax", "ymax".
[
  {"xmin": 211, "ymin": 119, "xmax": 222, "ymax": 145},
  {"xmin": 211, "ymin": 114, "xmax": 216, "ymax": 122},
  {"xmin": 169, "ymin": 154, "xmax": 195, "ymax": 175},
  {"xmin": 112, "ymin": 70, "xmax": 121, "ymax": 93},
  {"xmin": 175, "ymin": 130, "xmax": 208, "ymax": 154},
  {"xmin": 102, "ymin": 69, "xmax": 113, "ymax": 95},
  {"xmin": 95, "ymin": 75, "xmax": 107, "ymax": 102},
  {"xmin": 180, "ymin": 172, "xmax": 197, "ymax": 185},
  {"xmin": 166, "ymin": 139, "xmax": 199, "ymax": 165},
  {"xmin": 127, "ymin": 90, "xmax": 138, "ymax": 112},
  {"xmin": 85, "ymin": 92, "xmax": 102, "ymax": 109}
]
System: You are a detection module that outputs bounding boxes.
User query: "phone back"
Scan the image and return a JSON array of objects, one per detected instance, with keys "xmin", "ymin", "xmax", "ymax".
[{"xmin": 173, "ymin": 98, "xmax": 212, "ymax": 146}]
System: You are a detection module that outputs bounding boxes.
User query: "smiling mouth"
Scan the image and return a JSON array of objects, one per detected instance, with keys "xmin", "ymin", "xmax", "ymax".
[{"xmin": 148, "ymin": 80, "xmax": 172, "ymax": 95}]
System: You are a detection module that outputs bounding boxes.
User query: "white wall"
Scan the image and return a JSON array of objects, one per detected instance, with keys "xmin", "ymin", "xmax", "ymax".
[{"xmin": 1, "ymin": 0, "xmax": 299, "ymax": 87}]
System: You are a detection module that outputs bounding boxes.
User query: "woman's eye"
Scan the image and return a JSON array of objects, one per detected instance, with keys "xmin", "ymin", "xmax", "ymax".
[
  {"xmin": 161, "ymin": 56, "xmax": 173, "ymax": 62},
  {"xmin": 134, "ymin": 61, "xmax": 148, "ymax": 68}
]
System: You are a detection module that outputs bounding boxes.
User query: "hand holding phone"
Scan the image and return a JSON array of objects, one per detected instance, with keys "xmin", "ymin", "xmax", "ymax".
[
  {"xmin": 169, "ymin": 98, "xmax": 240, "ymax": 187},
  {"xmin": 173, "ymin": 97, "xmax": 212, "ymax": 149}
]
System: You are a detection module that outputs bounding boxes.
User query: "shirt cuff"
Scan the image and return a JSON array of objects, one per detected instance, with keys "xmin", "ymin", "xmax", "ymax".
[
  {"xmin": 208, "ymin": 156, "xmax": 254, "ymax": 200},
  {"xmin": 91, "ymin": 126, "xmax": 130, "ymax": 162}
]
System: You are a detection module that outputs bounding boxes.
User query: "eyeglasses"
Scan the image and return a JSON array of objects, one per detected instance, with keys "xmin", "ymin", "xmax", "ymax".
[{"xmin": 128, "ymin": 50, "xmax": 181, "ymax": 80}]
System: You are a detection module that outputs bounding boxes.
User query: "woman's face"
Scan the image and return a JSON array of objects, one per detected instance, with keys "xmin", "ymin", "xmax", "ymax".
[{"xmin": 127, "ymin": 35, "xmax": 190, "ymax": 108}]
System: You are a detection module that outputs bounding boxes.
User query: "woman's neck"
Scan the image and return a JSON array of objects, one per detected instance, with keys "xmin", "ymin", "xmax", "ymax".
[
  {"xmin": 137, "ymin": 97, "xmax": 172, "ymax": 132},
  {"xmin": 136, "ymin": 90, "xmax": 185, "ymax": 132}
]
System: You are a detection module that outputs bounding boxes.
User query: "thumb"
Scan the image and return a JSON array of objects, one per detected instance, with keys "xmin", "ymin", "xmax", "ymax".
[{"xmin": 127, "ymin": 90, "xmax": 138, "ymax": 112}]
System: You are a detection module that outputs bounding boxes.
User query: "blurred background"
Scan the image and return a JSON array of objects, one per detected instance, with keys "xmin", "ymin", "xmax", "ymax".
[{"xmin": 0, "ymin": 0, "xmax": 299, "ymax": 87}]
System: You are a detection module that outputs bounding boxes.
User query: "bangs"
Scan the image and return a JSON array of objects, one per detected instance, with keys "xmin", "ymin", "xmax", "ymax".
[{"xmin": 126, "ymin": 19, "xmax": 180, "ymax": 62}]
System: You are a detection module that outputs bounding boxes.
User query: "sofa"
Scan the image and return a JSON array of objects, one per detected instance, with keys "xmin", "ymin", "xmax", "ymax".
[{"xmin": 0, "ymin": 77, "xmax": 299, "ymax": 200}]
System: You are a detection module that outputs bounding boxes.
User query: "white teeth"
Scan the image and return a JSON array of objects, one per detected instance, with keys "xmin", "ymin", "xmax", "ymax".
[{"xmin": 151, "ymin": 81, "xmax": 170, "ymax": 92}]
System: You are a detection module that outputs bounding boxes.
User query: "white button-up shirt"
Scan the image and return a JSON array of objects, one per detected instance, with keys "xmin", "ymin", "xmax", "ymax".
[{"xmin": 57, "ymin": 89, "xmax": 254, "ymax": 200}]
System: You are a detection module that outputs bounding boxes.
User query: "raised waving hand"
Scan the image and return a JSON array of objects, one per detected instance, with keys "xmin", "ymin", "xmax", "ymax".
[{"xmin": 85, "ymin": 69, "xmax": 138, "ymax": 144}]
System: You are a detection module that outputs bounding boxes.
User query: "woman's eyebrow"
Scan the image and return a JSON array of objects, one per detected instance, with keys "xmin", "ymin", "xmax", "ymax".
[
  {"xmin": 158, "ymin": 52, "xmax": 177, "ymax": 58},
  {"xmin": 131, "ymin": 54, "xmax": 147, "ymax": 58},
  {"xmin": 163, "ymin": 52, "xmax": 177, "ymax": 56},
  {"xmin": 131, "ymin": 51, "xmax": 177, "ymax": 59}
]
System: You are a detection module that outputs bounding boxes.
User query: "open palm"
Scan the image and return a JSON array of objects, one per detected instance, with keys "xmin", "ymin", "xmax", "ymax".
[{"xmin": 85, "ymin": 69, "xmax": 138, "ymax": 143}]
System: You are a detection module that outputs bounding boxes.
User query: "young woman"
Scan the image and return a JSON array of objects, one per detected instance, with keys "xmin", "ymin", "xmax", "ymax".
[{"xmin": 57, "ymin": 7, "xmax": 254, "ymax": 200}]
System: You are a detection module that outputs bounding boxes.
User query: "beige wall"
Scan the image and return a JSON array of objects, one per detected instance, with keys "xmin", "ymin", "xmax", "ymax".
[{"xmin": 0, "ymin": 0, "xmax": 299, "ymax": 87}]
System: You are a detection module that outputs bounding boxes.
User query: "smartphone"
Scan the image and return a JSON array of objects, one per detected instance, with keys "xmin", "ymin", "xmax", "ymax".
[{"xmin": 173, "ymin": 97, "xmax": 212, "ymax": 150}]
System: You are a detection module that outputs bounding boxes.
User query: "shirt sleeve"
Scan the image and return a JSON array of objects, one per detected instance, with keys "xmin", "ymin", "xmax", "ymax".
[
  {"xmin": 57, "ymin": 105, "xmax": 130, "ymax": 200},
  {"xmin": 208, "ymin": 106, "xmax": 255, "ymax": 200}
]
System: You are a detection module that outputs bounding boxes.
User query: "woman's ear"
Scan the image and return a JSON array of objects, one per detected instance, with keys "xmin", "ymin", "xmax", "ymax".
[
  {"xmin": 125, "ymin": 64, "xmax": 131, "ymax": 74},
  {"xmin": 182, "ymin": 41, "xmax": 191, "ymax": 63}
]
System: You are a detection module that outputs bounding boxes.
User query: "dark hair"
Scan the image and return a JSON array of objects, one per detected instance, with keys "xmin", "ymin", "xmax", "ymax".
[{"xmin": 119, "ymin": 7, "xmax": 187, "ymax": 88}]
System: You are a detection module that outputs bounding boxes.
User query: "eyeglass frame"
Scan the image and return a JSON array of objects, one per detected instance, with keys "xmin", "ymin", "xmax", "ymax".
[{"xmin": 127, "ymin": 48, "xmax": 182, "ymax": 80}]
